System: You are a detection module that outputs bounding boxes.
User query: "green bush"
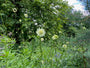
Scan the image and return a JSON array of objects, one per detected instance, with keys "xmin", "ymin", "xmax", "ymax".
[{"xmin": 0, "ymin": 0, "xmax": 72, "ymax": 45}]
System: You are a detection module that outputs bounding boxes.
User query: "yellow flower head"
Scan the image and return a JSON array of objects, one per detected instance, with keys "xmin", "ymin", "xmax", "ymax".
[
  {"xmin": 52, "ymin": 35, "xmax": 59, "ymax": 40},
  {"xmin": 13, "ymin": 8, "xmax": 17, "ymax": 13},
  {"xmin": 63, "ymin": 44, "xmax": 67, "ymax": 48},
  {"xmin": 36, "ymin": 28, "xmax": 46, "ymax": 37}
]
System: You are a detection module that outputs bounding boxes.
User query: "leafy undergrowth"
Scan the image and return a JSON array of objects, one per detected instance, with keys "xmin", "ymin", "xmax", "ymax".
[
  {"xmin": 0, "ymin": 34, "xmax": 87, "ymax": 68},
  {"xmin": 69, "ymin": 29, "xmax": 90, "ymax": 68},
  {"xmin": 0, "ymin": 29, "xmax": 90, "ymax": 68}
]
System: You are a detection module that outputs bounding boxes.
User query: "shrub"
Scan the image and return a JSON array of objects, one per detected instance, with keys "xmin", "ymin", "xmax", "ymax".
[{"xmin": 0, "ymin": 0, "xmax": 72, "ymax": 47}]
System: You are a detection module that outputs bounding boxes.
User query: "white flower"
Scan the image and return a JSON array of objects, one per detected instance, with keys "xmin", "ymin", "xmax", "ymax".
[
  {"xmin": 33, "ymin": 20, "xmax": 36, "ymax": 22},
  {"xmin": 8, "ymin": 32, "xmax": 12, "ymax": 36},
  {"xmin": 24, "ymin": 14, "xmax": 28, "ymax": 18},
  {"xmin": 53, "ymin": 12, "xmax": 57, "ymax": 14},
  {"xmin": 41, "ymin": 38, "xmax": 44, "ymax": 41},
  {"xmin": 36, "ymin": 28, "xmax": 46, "ymax": 37},
  {"xmin": 35, "ymin": 23, "xmax": 38, "ymax": 25},
  {"xmin": 63, "ymin": 44, "xmax": 67, "ymax": 48},
  {"xmin": 12, "ymin": 8, "xmax": 17, "ymax": 13},
  {"xmin": 52, "ymin": 35, "xmax": 59, "ymax": 40},
  {"xmin": 55, "ymin": 5, "xmax": 60, "ymax": 8}
]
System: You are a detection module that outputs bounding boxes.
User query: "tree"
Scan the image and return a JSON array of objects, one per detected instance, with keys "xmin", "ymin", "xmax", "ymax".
[
  {"xmin": 79, "ymin": 0, "xmax": 90, "ymax": 12},
  {"xmin": 62, "ymin": 10, "xmax": 84, "ymax": 37}
]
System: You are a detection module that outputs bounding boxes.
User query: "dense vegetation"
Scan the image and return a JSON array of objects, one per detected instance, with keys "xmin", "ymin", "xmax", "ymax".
[{"xmin": 0, "ymin": 0, "xmax": 90, "ymax": 68}]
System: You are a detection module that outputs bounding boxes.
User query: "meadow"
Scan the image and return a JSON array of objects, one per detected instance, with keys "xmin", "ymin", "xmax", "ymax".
[
  {"xmin": 0, "ymin": 28, "xmax": 90, "ymax": 68},
  {"xmin": 0, "ymin": 0, "xmax": 90, "ymax": 68}
]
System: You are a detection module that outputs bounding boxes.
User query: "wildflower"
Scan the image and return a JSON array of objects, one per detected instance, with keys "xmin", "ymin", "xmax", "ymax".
[
  {"xmin": 48, "ymin": 33, "xmax": 51, "ymax": 35},
  {"xmin": 52, "ymin": 58, "xmax": 55, "ymax": 62},
  {"xmin": 53, "ymin": 12, "xmax": 57, "ymax": 14},
  {"xmin": 52, "ymin": 35, "xmax": 59, "ymax": 40},
  {"xmin": 63, "ymin": 44, "xmax": 67, "ymax": 48},
  {"xmin": 66, "ymin": 42, "xmax": 69, "ymax": 44},
  {"xmin": 55, "ymin": 53, "xmax": 61, "ymax": 58},
  {"xmin": 12, "ymin": 8, "xmax": 17, "ymax": 13},
  {"xmin": 59, "ymin": 31, "xmax": 62, "ymax": 33},
  {"xmin": 18, "ymin": 46, "xmax": 22, "ymax": 48},
  {"xmin": 41, "ymin": 60, "xmax": 44, "ymax": 64},
  {"xmin": 19, "ymin": 19, "xmax": 22, "ymax": 22},
  {"xmin": 36, "ymin": 28, "xmax": 46, "ymax": 37},
  {"xmin": 8, "ymin": 32, "xmax": 12, "ymax": 36},
  {"xmin": 83, "ymin": 27, "xmax": 86, "ymax": 30},
  {"xmin": 21, "ymin": 31, "xmax": 24, "ymax": 34},
  {"xmin": 41, "ymin": 38, "xmax": 44, "ymax": 41},
  {"xmin": 33, "ymin": 20, "xmax": 36, "ymax": 22},
  {"xmin": 35, "ymin": 23, "xmax": 38, "ymax": 25},
  {"xmin": 29, "ymin": 31, "xmax": 32, "ymax": 33},
  {"xmin": 24, "ymin": 14, "xmax": 28, "ymax": 18},
  {"xmin": 55, "ymin": 5, "xmax": 60, "ymax": 8},
  {"xmin": 49, "ymin": 57, "xmax": 52, "ymax": 60}
]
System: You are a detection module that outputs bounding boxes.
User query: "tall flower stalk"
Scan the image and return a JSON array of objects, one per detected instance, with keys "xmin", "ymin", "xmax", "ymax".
[
  {"xmin": 36, "ymin": 28, "xmax": 46, "ymax": 59},
  {"xmin": 52, "ymin": 34, "xmax": 59, "ymax": 67}
]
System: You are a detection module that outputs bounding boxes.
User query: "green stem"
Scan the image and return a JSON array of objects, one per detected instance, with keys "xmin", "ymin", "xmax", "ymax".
[
  {"xmin": 55, "ymin": 41, "xmax": 58, "ymax": 67},
  {"xmin": 40, "ymin": 42, "xmax": 42, "ymax": 58}
]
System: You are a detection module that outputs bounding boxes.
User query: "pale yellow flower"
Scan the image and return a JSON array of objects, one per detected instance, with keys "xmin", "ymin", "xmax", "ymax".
[
  {"xmin": 49, "ymin": 57, "xmax": 52, "ymax": 60},
  {"xmin": 83, "ymin": 27, "xmax": 86, "ymax": 30},
  {"xmin": 24, "ymin": 14, "xmax": 28, "ymax": 18},
  {"xmin": 12, "ymin": 8, "xmax": 17, "ymax": 13},
  {"xmin": 59, "ymin": 31, "xmax": 62, "ymax": 33},
  {"xmin": 66, "ymin": 42, "xmax": 69, "ymax": 44},
  {"xmin": 63, "ymin": 44, "xmax": 67, "ymax": 48},
  {"xmin": 41, "ymin": 60, "xmax": 44, "ymax": 64},
  {"xmin": 36, "ymin": 28, "xmax": 46, "ymax": 37},
  {"xmin": 41, "ymin": 38, "xmax": 44, "ymax": 41},
  {"xmin": 18, "ymin": 46, "xmax": 22, "ymax": 48},
  {"xmin": 19, "ymin": 19, "xmax": 22, "ymax": 22},
  {"xmin": 52, "ymin": 35, "xmax": 59, "ymax": 40}
]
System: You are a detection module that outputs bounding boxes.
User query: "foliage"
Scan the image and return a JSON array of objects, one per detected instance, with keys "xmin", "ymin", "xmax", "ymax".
[
  {"xmin": 62, "ymin": 11, "xmax": 84, "ymax": 37},
  {"xmin": 79, "ymin": 0, "xmax": 90, "ymax": 12},
  {"xmin": 81, "ymin": 16, "xmax": 90, "ymax": 28},
  {"xmin": 0, "ymin": 36, "xmax": 86, "ymax": 68},
  {"xmin": 0, "ymin": 0, "xmax": 89, "ymax": 68},
  {"xmin": 0, "ymin": 35, "xmax": 15, "ymax": 48},
  {"xmin": 0, "ymin": 0, "xmax": 72, "ymax": 45}
]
